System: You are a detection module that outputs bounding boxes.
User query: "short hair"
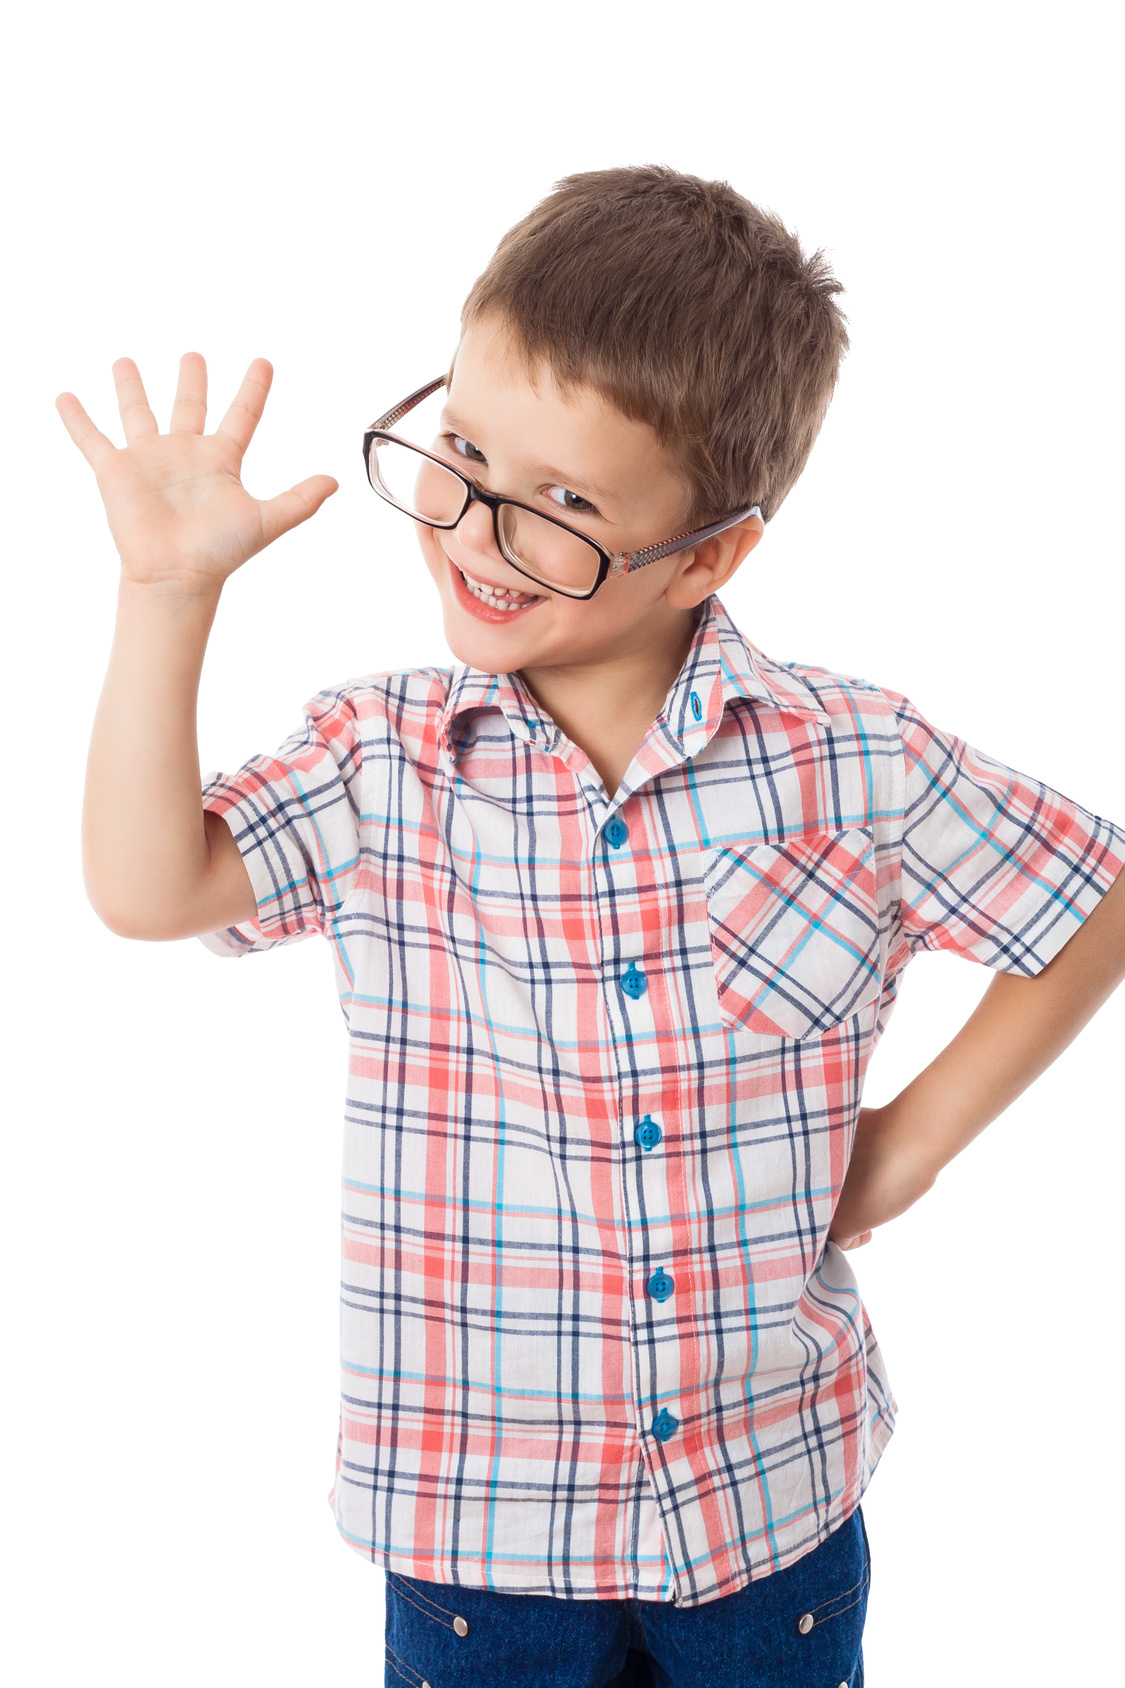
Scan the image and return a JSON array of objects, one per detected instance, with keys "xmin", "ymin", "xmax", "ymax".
[{"xmin": 459, "ymin": 165, "xmax": 848, "ymax": 527}]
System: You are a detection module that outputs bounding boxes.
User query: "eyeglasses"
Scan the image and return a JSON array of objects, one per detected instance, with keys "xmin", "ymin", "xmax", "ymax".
[{"xmin": 363, "ymin": 376, "xmax": 761, "ymax": 601}]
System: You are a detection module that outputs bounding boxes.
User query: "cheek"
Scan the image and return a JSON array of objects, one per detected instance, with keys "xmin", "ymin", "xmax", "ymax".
[{"xmin": 548, "ymin": 599, "xmax": 594, "ymax": 639}]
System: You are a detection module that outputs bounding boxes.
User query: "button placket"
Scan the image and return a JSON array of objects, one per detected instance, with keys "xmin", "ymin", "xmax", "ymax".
[{"xmin": 593, "ymin": 791, "xmax": 681, "ymax": 1460}]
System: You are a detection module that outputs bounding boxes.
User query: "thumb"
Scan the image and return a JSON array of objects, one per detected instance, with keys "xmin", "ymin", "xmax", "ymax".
[{"xmin": 259, "ymin": 474, "xmax": 338, "ymax": 546}]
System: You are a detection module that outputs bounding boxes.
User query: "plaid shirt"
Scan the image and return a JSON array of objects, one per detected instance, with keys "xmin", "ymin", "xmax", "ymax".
[{"xmin": 199, "ymin": 596, "xmax": 1124, "ymax": 1607}]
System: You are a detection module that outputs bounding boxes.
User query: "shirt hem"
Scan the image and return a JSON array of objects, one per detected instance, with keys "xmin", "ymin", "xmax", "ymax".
[{"xmin": 332, "ymin": 1397, "xmax": 898, "ymax": 1609}]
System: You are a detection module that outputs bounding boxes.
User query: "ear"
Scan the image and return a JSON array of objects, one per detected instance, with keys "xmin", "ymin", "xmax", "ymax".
[{"xmin": 663, "ymin": 515, "xmax": 766, "ymax": 609}]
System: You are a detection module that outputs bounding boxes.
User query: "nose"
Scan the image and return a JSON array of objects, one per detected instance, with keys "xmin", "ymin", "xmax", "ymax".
[{"xmin": 454, "ymin": 496, "xmax": 502, "ymax": 559}]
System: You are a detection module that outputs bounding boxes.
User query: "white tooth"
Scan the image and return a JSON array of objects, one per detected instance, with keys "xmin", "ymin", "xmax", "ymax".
[{"xmin": 459, "ymin": 565, "xmax": 537, "ymax": 611}]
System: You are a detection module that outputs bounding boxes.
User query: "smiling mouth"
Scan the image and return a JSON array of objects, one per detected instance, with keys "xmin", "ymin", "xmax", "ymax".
[{"xmin": 456, "ymin": 563, "xmax": 545, "ymax": 612}]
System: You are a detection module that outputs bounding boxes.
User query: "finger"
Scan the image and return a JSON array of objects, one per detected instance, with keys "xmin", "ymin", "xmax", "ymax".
[
  {"xmin": 169, "ymin": 351, "xmax": 208, "ymax": 434},
  {"xmin": 216, "ymin": 358, "xmax": 275, "ymax": 454},
  {"xmin": 112, "ymin": 357, "xmax": 159, "ymax": 442},
  {"xmin": 258, "ymin": 474, "xmax": 338, "ymax": 548},
  {"xmin": 55, "ymin": 392, "xmax": 117, "ymax": 470}
]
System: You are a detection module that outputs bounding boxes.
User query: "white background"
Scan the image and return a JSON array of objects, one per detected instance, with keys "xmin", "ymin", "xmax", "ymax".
[{"xmin": 2, "ymin": 2, "xmax": 1122, "ymax": 1683}]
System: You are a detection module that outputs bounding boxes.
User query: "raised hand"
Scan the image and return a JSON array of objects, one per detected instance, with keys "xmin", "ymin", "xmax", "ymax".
[{"xmin": 56, "ymin": 353, "xmax": 337, "ymax": 594}]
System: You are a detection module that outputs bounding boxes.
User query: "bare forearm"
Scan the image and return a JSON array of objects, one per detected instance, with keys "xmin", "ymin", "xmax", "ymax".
[
  {"xmin": 891, "ymin": 873, "xmax": 1125, "ymax": 1180},
  {"xmin": 831, "ymin": 868, "xmax": 1125, "ymax": 1247},
  {"xmin": 84, "ymin": 577, "xmax": 221, "ymax": 936}
]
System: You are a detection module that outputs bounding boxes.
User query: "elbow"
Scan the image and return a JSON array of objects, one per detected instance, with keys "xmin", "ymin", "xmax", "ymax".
[
  {"xmin": 93, "ymin": 901, "xmax": 174, "ymax": 942},
  {"xmin": 87, "ymin": 887, "xmax": 186, "ymax": 943}
]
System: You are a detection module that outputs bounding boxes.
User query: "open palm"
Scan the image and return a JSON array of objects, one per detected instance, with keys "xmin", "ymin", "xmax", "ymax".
[{"xmin": 56, "ymin": 353, "xmax": 336, "ymax": 591}]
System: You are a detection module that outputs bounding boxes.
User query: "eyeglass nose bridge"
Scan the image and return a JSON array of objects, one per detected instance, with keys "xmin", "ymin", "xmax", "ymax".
[
  {"xmin": 457, "ymin": 477, "xmax": 512, "ymax": 553},
  {"xmin": 461, "ymin": 478, "xmax": 499, "ymax": 513}
]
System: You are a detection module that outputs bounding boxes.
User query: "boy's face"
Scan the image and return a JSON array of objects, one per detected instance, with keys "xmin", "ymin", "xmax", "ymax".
[{"xmin": 417, "ymin": 314, "xmax": 757, "ymax": 677}]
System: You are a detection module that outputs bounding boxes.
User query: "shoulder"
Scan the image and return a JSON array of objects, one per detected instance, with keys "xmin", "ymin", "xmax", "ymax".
[
  {"xmin": 303, "ymin": 665, "xmax": 454, "ymax": 740},
  {"xmin": 766, "ymin": 654, "xmax": 913, "ymax": 739}
]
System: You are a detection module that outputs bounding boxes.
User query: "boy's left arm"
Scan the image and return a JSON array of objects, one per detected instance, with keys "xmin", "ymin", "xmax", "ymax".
[{"xmin": 830, "ymin": 864, "xmax": 1125, "ymax": 1249}]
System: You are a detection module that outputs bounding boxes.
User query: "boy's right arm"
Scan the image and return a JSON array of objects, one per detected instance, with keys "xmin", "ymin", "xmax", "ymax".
[{"xmin": 59, "ymin": 353, "xmax": 337, "ymax": 941}]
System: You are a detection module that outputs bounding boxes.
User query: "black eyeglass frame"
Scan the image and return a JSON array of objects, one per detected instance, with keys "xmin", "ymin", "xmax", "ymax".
[{"xmin": 363, "ymin": 376, "xmax": 762, "ymax": 602}]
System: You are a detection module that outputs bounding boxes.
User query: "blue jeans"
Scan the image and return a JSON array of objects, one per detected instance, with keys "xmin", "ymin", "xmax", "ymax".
[{"xmin": 384, "ymin": 1505, "xmax": 870, "ymax": 1688}]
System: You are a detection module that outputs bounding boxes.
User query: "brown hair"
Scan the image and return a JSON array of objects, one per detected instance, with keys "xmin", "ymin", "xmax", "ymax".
[{"xmin": 459, "ymin": 165, "xmax": 848, "ymax": 526}]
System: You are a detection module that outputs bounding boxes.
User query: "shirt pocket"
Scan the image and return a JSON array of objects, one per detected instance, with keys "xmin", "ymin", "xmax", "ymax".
[{"xmin": 703, "ymin": 827, "xmax": 882, "ymax": 1039}]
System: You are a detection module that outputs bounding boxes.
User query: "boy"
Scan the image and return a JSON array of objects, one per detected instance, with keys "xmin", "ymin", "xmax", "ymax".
[{"xmin": 59, "ymin": 167, "xmax": 1125, "ymax": 1688}]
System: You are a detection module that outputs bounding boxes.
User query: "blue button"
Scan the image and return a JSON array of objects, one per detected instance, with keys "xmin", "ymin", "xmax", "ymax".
[
  {"xmin": 690, "ymin": 691, "xmax": 703, "ymax": 720},
  {"xmin": 621, "ymin": 963, "xmax": 648, "ymax": 999},
  {"xmin": 646, "ymin": 1269, "xmax": 675, "ymax": 1302},
  {"xmin": 633, "ymin": 1115, "xmax": 662, "ymax": 1151},
  {"xmin": 605, "ymin": 815, "xmax": 629, "ymax": 849},
  {"xmin": 651, "ymin": 1408, "xmax": 679, "ymax": 1441}
]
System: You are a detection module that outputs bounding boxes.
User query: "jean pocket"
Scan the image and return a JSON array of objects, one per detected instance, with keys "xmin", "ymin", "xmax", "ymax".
[
  {"xmin": 384, "ymin": 1639, "xmax": 429, "ymax": 1688},
  {"xmin": 385, "ymin": 1573, "xmax": 472, "ymax": 1688},
  {"xmin": 704, "ymin": 828, "xmax": 882, "ymax": 1039},
  {"xmin": 386, "ymin": 1572, "xmax": 468, "ymax": 1633},
  {"xmin": 787, "ymin": 1509, "xmax": 871, "ymax": 1688}
]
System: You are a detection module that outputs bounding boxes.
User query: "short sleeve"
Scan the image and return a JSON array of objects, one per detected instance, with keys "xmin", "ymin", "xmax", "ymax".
[
  {"xmin": 888, "ymin": 691, "xmax": 1125, "ymax": 976},
  {"xmin": 197, "ymin": 686, "xmax": 363, "ymax": 959}
]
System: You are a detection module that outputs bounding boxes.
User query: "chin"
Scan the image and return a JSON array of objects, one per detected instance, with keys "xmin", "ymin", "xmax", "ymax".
[{"xmin": 442, "ymin": 610, "xmax": 529, "ymax": 675}]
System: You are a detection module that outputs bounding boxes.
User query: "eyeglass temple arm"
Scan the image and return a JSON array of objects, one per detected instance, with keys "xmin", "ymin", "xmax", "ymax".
[
  {"xmin": 613, "ymin": 506, "xmax": 763, "ymax": 575},
  {"xmin": 369, "ymin": 375, "xmax": 448, "ymax": 433}
]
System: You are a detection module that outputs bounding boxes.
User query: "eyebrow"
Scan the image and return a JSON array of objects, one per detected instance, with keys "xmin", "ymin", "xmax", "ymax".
[{"xmin": 439, "ymin": 408, "xmax": 619, "ymax": 512}]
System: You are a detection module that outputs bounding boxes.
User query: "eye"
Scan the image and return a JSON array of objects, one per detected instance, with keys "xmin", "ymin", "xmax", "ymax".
[
  {"xmin": 446, "ymin": 433, "xmax": 487, "ymax": 466},
  {"xmin": 546, "ymin": 486, "xmax": 598, "ymax": 517}
]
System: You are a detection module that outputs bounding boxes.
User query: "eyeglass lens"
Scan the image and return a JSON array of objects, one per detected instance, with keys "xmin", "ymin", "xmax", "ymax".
[{"xmin": 369, "ymin": 437, "xmax": 602, "ymax": 594}]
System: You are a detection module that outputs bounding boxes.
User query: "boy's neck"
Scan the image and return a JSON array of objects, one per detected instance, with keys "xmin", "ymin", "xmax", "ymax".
[{"xmin": 518, "ymin": 606, "xmax": 701, "ymax": 799}]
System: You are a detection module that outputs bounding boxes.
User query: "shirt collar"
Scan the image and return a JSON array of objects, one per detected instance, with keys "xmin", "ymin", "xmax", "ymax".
[
  {"xmin": 439, "ymin": 663, "xmax": 560, "ymax": 759},
  {"xmin": 665, "ymin": 595, "xmax": 831, "ymax": 751},
  {"xmin": 438, "ymin": 595, "xmax": 830, "ymax": 764}
]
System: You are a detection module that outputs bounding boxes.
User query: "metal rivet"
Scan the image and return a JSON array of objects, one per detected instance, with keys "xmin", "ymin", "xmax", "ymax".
[
  {"xmin": 798, "ymin": 1612, "xmax": 815, "ymax": 1634},
  {"xmin": 453, "ymin": 1615, "xmax": 469, "ymax": 1637},
  {"xmin": 422, "ymin": 1682, "xmax": 432, "ymax": 1688}
]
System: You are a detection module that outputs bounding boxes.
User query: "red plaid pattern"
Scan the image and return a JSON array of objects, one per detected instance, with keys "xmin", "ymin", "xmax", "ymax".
[{"xmin": 199, "ymin": 597, "xmax": 1124, "ymax": 1606}]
